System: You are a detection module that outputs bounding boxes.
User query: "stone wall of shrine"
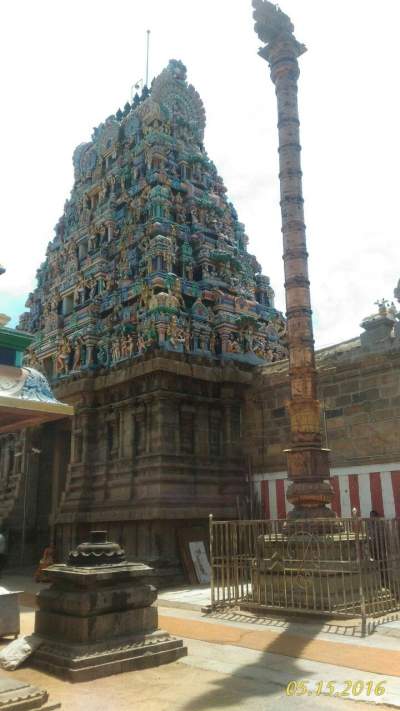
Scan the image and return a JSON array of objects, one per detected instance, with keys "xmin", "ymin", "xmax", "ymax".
[
  {"xmin": 52, "ymin": 352, "xmax": 251, "ymax": 569},
  {"xmin": 0, "ymin": 353, "xmax": 251, "ymax": 573}
]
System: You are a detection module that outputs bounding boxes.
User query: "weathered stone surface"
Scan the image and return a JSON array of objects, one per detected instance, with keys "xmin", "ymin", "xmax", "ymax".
[
  {"xmin": 37, "ymin": 581, "xmax": 157, "ymax": 616},
  {"xmin": 245, "ymin": 348, "xmax": 400, "ymax": 474},
  {"xmin": 249, "ymin": 531, "xmax": 373, "ymax": 613},
  {"xmin": 0, "ymin": 678, "xmax": 60, "ymax": 709},
  {"xmin": 32, "ymin": 537, "xmax": 187, "ymax": 682},
  {"xmin": 0, "ymin": 635, "xmax": 42, "ymax": 671},
  {"xmin": 0, "ymin": 591, "xmax": 20, "ymax": 639},
  {"xmin": 35, "ymin": 605, "xmax": 158, "ymax": 644},
  {"xmin": 33, "ymin": 631, "xmax": 186, "ymax": 683},
  {"xmin": 0, "ymin": 353, "xmax": 254, "ymax": 573}
]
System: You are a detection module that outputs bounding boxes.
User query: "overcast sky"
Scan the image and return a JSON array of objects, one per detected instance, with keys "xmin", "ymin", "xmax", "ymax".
[{"xmin": 0, "ymin": 0, "xmax": 398, "ymax": 348}]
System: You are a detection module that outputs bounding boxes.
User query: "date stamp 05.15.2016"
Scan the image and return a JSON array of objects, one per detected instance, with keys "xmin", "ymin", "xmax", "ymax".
[{"xmin": 286, "ymin": 680, "xmax": 386, "ymax": 698}]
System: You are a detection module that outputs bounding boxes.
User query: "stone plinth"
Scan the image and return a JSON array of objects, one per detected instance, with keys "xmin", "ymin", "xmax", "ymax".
[
  {"xmin": 0, "ymin": 679, "xmax": 60, "ymax": 710},
  {"xmin": 249, "ymin": 531, "xmax": 368, "ymax": 612},
  {"xmin": 360, "ymin": 311, "xmax": 396, "ymax": 351},
  {"xmin": 32, "ymin": 532, "xmax": 187, "ymax": 682}
]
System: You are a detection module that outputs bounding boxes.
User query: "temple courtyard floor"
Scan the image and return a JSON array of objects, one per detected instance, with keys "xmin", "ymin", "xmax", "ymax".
[{"xmin": 0, "ymin": 576, "xmax": 399, "ymax": 710}]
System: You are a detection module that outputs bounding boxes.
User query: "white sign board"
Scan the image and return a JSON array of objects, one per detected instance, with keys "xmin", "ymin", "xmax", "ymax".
[{"xmin": 188, "ymin": 540, "xmax": 211, "ymax": 584}]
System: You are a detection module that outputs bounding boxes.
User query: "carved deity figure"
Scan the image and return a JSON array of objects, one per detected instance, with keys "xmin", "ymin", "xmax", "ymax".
[
  {"xmin": 111, "ymin": 338, "xmax": 121, "ymax": 362},
  {"xmin": 174, "ymin": 193, "xmax": 185, "ymax": 223},
  {"xmin": 226, "ymin": 335, "xmax": 241, "ymax": 354},
  {"xmin": 199, "ymin": 333, "xmax": 208, "ymax": 351},
  {"xmin": 49, "ymin": 289, "xmax": 60, "ymax": 313},
  {"xmin": 97, "ymin": 341, "xmax": 109, "ymax": 367},
  {"xmin": 171, "ymin": 278, "xmax": 184, "ymax": 307},
  {"xmin": 272, "ymin": 343, "xmax": 288, "ymax": 361},
  {"xmin": 120, "ymin": 335, "xmax": 129, "ymax": 358},
  {"xmin": 253, "ymin": 338, "xmax": 266, "ymax": 358},
  {"xmin": 105, "ymin": 273, "xmax": 117, "ymax": 292},
  {"xmin": 127, "ymin": 334, "xmax": 135, "ymax": 357},
  {"xmin": 24, "ymin": 346, "xmax": 42, "ymax": 370},
  {"xmin": 74, "ymin": 274, "xmax": 86, "ymax": 305},
  {"xmin": 88, "ymin": 231, "xmax": 96, "ymax": 252},
  {"xmin": 165, "ymin": 289, "xmax": 180, "ymax": 310},
  {"xmin": 55, "ymin": 337, "xmax": 71, "ymax": 375},
  {"xmin": 88, "ymin": 278, "xmax": 98, "ymax": 300},
  {"xmin": 72, "ymin": 337, "xmax": 83, "ymax": 370},
  {"xmin": 184, "ymin": 329, "xmax": 191, "ymax": 353},
  {"xmin": 140, "ymin": 283, "xmax": 152, "ymax": 309},
  {"xmin": 166, "ymin": 316, "xmax": 179, "ymax": 346},
  {"xmin": 99, "ymin": 179, "xmax": 107, "ymax": 202},
  {"xmin": 167, "ymin": 316, "xmax": 185, "ymax": 348},
  {"xmin": 209, "ymin": 333, "xmax": 216, "ymax": 354}
]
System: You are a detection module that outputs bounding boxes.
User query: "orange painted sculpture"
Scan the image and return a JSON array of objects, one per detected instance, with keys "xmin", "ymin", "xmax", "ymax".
[{"xmin": 34, "ymin": 545, "xmax": 55, "ymax": 582}]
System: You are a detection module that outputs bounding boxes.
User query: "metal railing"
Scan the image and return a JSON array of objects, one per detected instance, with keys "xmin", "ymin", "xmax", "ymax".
[{"xmin": 209, "ymin": 516, "xmax": 400, "ymax": 633}]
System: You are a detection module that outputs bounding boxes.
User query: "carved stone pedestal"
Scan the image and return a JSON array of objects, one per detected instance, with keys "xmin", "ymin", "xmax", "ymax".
[
  {"xmin": 249, "ymin": 531, "xmax": 368, "ymax": 613},
  {"xmin": 32, "ymin": 532, "xmax": 187, "ymax": 682}
]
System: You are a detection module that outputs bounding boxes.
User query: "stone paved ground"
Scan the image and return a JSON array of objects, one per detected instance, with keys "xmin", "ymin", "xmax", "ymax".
[
  {"xmin": 0, "ymin": 654, "xmax": 394, "ymax": 711},
  {"xmin": 0, "ymin": 608, "xmax": 397, "ymax": 710},
  {"xmin": 0, "ymin": 578, "xmax": 399, "ymax": 710},
  {"xmin": 0, "ymin": 635, "xmax": 397, "ymax": 711}
]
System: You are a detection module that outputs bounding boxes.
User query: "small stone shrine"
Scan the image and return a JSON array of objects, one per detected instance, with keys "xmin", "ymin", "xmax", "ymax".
[{"xmin": 33, "ymin": 531, "xmax": 186, "ymax": 682}]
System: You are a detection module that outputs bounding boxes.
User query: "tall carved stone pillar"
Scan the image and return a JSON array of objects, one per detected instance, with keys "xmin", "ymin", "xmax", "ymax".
[{"xmin": 253, "ymin": 0, "xmax": 333, "ymax": 519}]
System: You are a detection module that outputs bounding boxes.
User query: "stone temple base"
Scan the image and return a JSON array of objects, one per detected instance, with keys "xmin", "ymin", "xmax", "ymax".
[
  {"xmin": 0, "ymin": 678, "xmax": 60, "ymax": 710},
  {"xmin": 33, "ymin": 630, "xmax": 186, "ymax": 683},
  {"xmin": 32, "ymin": 533, "xmax": 187, "ymax": 682},
  {"xmin": 249, "ymin": 531, "xmax": 370, "ymax": 613}
]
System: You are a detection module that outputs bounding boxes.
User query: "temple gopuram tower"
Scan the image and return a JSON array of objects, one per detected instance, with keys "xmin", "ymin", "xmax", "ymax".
[{"xmin": 8, "ymin": 60, "xmax": 287, "ymax": 576}]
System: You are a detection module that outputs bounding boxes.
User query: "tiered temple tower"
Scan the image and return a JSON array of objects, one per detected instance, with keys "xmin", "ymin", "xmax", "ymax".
[
  {"xmin": 5, "ymin": 60, "xmax": 288, "ymax": 575},
  {"xmin": 21, "ymin": 60, "xmax": 287, "ymax": 372}
]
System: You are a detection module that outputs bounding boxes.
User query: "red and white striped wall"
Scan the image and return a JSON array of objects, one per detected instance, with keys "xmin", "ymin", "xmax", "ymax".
[{"xmin": 253, "ymin": 463, "xmax": 400, "ymax": 519}]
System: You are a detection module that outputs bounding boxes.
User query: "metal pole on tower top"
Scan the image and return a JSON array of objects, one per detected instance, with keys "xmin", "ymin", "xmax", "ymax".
[{"xmin": 145, "ymin": 30, "xmax": 151, "ymax": 87}]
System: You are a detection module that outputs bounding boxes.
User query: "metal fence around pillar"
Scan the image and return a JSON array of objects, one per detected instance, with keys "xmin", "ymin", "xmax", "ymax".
[{"xmin": 209, "ymin": 515, "xmax": 400, "ymax": 632}]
